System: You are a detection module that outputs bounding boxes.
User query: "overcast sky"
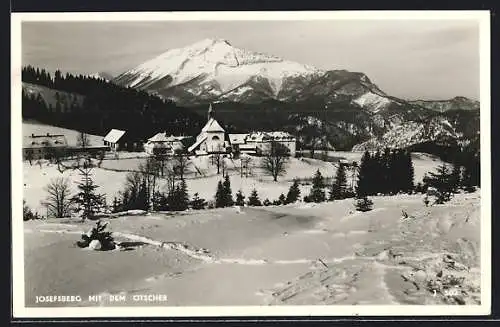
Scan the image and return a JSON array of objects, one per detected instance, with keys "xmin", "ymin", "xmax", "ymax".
[{"xmin": 21, "ymin": 20, "xmax": 479, "ymax": 100}]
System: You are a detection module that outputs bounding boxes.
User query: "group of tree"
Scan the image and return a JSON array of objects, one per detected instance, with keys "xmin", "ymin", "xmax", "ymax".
[
  {"xmin": 215, "ymin": 175, "xmax": 234, "ymax": 208},
  {"xmin": 41, "ymin": 156, "xmax": 106, "ymax": 219},
  {"xmin": 22, "ymin": 65, "xmax": 204, "ymax": 145},
  {"xmin": 420, "ymin": 160, "xmax": 477, "ymax": 204},
  {"xmin": 356, "ymin": 149, "xmax": 414, "ymax": 197}
]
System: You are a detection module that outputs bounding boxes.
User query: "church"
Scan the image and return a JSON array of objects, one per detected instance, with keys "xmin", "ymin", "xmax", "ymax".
[{"xmin": 188, "ymin": 104, "xmax": 230, "ymax": 155}]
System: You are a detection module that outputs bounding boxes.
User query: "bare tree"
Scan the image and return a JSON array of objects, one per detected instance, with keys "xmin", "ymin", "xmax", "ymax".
[
  {"xmin": 239, "ymin": 156, "xmax": 253, "ymax": 178},
  {"xmin": 77, "ymin": 131, "xmax": 90, "ymax": 149},
  {"xmin": 173, "ymin": 151, "xmax": 190, "ymax": 181},
  {"xmin": 153, "ymin": 150, "xmax": 169, "ymax": 178},
  {"xmin": 139, "ymin": 157, "xmax": 160, "ymax": 204},
  {"xmin": 42, "ymin": 177, "xmax": 73, "ymax": 218},
  {"xmin": 261, "ymin": 141, "xmax": 289, "ymax": 182}
]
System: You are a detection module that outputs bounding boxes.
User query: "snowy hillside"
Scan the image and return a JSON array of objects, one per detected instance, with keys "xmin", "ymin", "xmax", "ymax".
[{"xmin": 24, "ymin": 190, "xmax": 481, "ymax": 307}]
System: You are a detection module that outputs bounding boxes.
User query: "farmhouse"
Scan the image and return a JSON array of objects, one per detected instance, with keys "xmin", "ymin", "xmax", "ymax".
[
  {"xmin": 103, "ymin": 129, "xmax": 126, "ymax": 151},
  {"xmin": 188, "ymin": 104, "xmax": 229, "ymax": 155},
  {"xmin": 103, "ymin": 129, "xmax": 142, "ymax": 151},
  {"xmin": 144, "ymin": 132, "xmax": 191, "ymax": 155},
  {"xmin": 23, "ymin": 133, "xmax": 68, "ymax": 160}
]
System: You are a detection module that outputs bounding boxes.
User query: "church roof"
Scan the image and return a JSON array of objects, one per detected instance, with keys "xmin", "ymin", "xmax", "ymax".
[
  {"xmin": 188, "ymin": 135, "xmax": 208, "ymax": 153},
  {"xmin": 201, "ymin": 118, "xmax": 225, "ymax": 133}
]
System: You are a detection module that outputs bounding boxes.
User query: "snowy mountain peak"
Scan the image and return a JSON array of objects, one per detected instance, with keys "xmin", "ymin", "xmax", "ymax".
[{"xmin": 113, "ymin": 38, "xmax": 325, "ymax": 102}]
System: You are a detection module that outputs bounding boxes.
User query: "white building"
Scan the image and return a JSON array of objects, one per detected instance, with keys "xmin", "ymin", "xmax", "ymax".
[
  {"xmin": 188, "ymin": 104, "xmax": 229, "ymax": 155},
  {"xmin": 144, "ymin": 132, "xmax": 189, "ymax": 155},
  {"xmin": 103, "ymin": 129, "xmax": 126, "ymax": 151},
  {"xmin": 230, "ymin": 131, "xmax": 297, "ymax": 156}
]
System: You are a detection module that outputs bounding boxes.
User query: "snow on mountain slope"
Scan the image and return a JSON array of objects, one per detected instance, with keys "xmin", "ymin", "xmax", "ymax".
[
  {"xmin": 353, "ymin": 91, "xmax": 392, "ymax": 113},
  {"xmin": 409, "ymin": 96, "xmax": 479, "ymax": 112},
  {"xmin": 351, "ymin": 117, "xmax": 463, "ymax": 151},
  {"xmin": 114, "ymin": 38, "xmax": 323, "ymax": 101}
]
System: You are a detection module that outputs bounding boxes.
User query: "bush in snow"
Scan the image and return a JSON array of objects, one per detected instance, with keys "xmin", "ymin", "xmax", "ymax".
[
  {"xmin": 285, "ymin": 179, "xmax": 301, "ymax": 204},
  {"xmin": 235, "ymin": 190, "xmax": 245, "ymax": 206},
  {"xmin": 278, "ymin": 193, "xmax": 287, "ymax": 205},
  {"xmin": 23, "ymin": 200, "xmax": 42, "ymax": 221},
  {"xmin": 423, "ymin": 195, "xmax": 430, "ymax": 207},
  {"xmin": 76, "ymin": 220, "xmax": 116, "ymax": 251},
  {"xmin": 354, "ymin": 196, "xmax": 373, "ymax": 212},
  {"xmin": 307, "ymin": 170, "xmax": 326, "ymax": 203},
  {"xmin": 247, "ymin": 189, "xmax": 262, "ymax": 206},
  {"xmin": 263, "ymin": 198, "xmax": 271, "ymax": 206},
  {"xmin": 190, "ymin": 192, "xmax": 207, "ymax": 210}
]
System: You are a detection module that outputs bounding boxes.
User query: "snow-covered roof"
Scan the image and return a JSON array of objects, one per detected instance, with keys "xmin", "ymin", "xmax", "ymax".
[
  {"xmin": 104, "ymin": 129, "xmax": 126, "ymax": 143},
  {"xmin": 229, "ymin": 133, "xmax": 248, "ymax": 144},
  {"xmin": 23, "ymin": 133, "xmax": 68, "ymax": 149},
  {"xmin": 188, "ymin": 135, "xmax": 208, "ymax": 152},
  {"xmin": 246, "ymin": 132, "xmax": 272, "ymax": 142},
  {"xmin": 267, "ymin": 131, "xmax": 296, "ymax": 141},
  {"xmin": 201, "ymin": 118, "xmax": 225, "ymax": 133},
  {"xmin": 147, "ymin": 132, "xmax": 187, "ymax": 143}
]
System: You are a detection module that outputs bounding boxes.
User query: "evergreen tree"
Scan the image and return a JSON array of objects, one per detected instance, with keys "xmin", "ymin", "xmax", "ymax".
[
  {"xmin": 329, "ymin": 164, "xmax": 347, "ymax": 200},
  {"xmin": 461, "ymin": 165, "xmax": 477, "ymax": 192},
  {"xmin": 450, "ymin": 162, "xmax": 462, "ymax": 193},
  {"xmin": 222, "ymin": 174, "xmax": 234, "ymax": 207},
  {"xmin": 235, "ymin": 190, "xmax": 245, "ymax": 206},
  {"xmin": 121, "ymin": 190, "xmax": 130, "ymax": 211},
  {"xmin": 175, "ymin": 179, "xmax": 189, "ymax": 211},
  {"xmin": 355, "ymin": 196, "xmax": 374, "ymax": 212},
  {"xmin": 308, "ymin": 169, "xmax": 326, "ymax": 203},
  {"xmin": 152, "ymin": 191, "xmax": 169, "ymax": 211},
  {"xmin": 403, "ymin": 151, "xmax": 415, "ymax": 193},
  {"xmin": 71, "ymin": 162, "xmax": 105, "ymax": 220},
  {"xmin": 135, "ymin": 180, "xmax": 149, "ymax": 211},
  {"xmin": 247, "ymin": 189, "xmax": 262, "ymax": 206},
  {"xmin": 190, "ymin": 192, "xmax": 207, "ymax": 210},
  {"xmin": 285, "ymin": 179, "xmax": 301, "ymax": 204},
  {"xmin": 278, "ymin": 193, "xmax": 286, "ymax": 205},
  {"xmin": 424, "ymin": 163, "xmax": 454, "ymax": 203},
  {"xmin": 356, "ymin": 151, "xmax": 373, "ymax": 197},
  {"xmin": 263, "ymin": 199, "xmax": 271, "ymax": 206},
  {"xmin": 215, "ymin": 180, "xmax": 226, "ymax": 208}
]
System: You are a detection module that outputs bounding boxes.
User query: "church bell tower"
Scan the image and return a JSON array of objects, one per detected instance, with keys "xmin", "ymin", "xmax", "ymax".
[{"xmin": 208, "ymin": 103, "xmax": 215, "ymax": 121}]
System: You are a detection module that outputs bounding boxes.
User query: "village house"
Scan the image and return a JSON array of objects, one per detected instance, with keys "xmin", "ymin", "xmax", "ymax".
[
  {"xmin": 188, "ymin": 104, "xmax": 229, "ymax": 155},
  {"xmin": 103, "ymin": 129, "xmax": 142, "ymax": 152},
  {"xmin": 103, "ymin": 129, "xmax": 126, "ymax": 151},
  {"xmin": 229, "ymin": 131, "xmax": 297, "ymax": 156},
  {"xmin": 23, "ymin": 133, "xmax": 68, "ymax": 160},
  {"xmin": 144, "ymin": 132, "xmax": 191, "ymax": 155}
]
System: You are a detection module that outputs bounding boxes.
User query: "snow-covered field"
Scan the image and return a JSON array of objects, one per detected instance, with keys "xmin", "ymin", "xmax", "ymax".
[
  {"xmin": 23, "ymin": 191, "xmax": 481, "ymax": 307},
  {"xmin": 23, "ymin": 121, "xmax": 104, "ymax": 146},
  {"xmin": 23, "ymin": 151, "xmax": 442, "ymax": 215}
]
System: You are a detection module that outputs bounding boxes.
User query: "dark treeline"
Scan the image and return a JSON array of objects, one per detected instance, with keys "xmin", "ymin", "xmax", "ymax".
[
  {"xmin": 22, "ymin": 66, "xmax": 205, "ymax": 141},
  {"xmin": 356, "ymin": 149, "xmax": 414, "ymax": 197}
]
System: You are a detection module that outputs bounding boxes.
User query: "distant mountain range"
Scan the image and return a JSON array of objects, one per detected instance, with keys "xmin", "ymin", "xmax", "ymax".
[{"xmin": 111, "ymin": 38, "xmax": 479, "ymax": 152}]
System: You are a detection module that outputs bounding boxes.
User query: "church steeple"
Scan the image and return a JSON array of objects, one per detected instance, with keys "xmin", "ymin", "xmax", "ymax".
[{"xmin": 208, "ymin": 103, "xmax": 215, "ymax": 121}]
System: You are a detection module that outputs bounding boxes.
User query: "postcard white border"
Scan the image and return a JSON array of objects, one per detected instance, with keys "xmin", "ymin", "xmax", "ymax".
[{"xmin": 11, "ymin": 10, "xmax": 491, "ymax": 318}]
